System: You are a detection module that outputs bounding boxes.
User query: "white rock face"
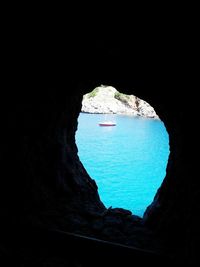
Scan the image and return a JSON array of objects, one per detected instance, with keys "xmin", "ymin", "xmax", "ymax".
[
  {"xmin": 137, "ymin": 99, "xmax": 158, "ymax": 118},
  {"xmin": 81, "ymin": 85, "xmax": 159, "ymax": 119}
]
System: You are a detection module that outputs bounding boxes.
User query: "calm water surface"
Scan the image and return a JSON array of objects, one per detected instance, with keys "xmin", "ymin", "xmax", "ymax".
[{"xmin": 76, "ymin": 113, "xmax": 169, "ymax": 217}]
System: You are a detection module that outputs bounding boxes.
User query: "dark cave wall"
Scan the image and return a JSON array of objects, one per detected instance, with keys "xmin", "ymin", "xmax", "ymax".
[
  {"xmin": 0, "ymin": 90, "xmax": 106, "ymax": 229},
  {"xmin": 0, "ymin": 39, "xmax": 198, "ymax": 264}
]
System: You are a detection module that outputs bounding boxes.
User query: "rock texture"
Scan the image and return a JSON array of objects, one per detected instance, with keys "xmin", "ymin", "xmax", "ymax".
[
  {"xmin": 0, "ymin": 33, "xmax": 199, "ymax": 265},
  {"xmin": 81, "ymin": 85, "xmax": 159, "ymax": 118}
]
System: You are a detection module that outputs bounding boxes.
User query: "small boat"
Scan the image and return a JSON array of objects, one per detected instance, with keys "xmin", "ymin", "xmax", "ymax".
[{"xmin": 99, "ymin": 121, "xmax": 116, "ymax": 126}]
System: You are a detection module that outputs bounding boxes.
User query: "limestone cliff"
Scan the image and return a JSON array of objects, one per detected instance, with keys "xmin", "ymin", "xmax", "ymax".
[{"xmin": 81, "ymin": 85, "xmax": 159, "ymax": 119}]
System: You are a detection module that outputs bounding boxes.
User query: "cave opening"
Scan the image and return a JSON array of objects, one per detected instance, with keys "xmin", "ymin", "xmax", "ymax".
[{"xmin": 75, "ymin": 85, "xmax": 169, "ymax": 217}]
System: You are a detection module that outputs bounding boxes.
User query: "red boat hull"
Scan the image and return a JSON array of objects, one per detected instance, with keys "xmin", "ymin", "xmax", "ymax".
[{"xmin": 99, "ymin": 123, "xmax": 116, "ymax": 126}]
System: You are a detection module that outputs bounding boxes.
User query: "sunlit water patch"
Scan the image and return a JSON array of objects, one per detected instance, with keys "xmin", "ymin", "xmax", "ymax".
[{"xmin": 76, "ymin": 113, "xmax": 169, "ymax": 217}]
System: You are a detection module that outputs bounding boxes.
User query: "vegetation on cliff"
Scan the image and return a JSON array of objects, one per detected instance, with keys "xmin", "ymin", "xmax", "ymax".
[
  {"xmin": 82, "ymin": 85, "xmax": 159, "ymax": 119},
  {"xmin": 87, "ymin": 88, "xmax": 99, "ymax": 98}
]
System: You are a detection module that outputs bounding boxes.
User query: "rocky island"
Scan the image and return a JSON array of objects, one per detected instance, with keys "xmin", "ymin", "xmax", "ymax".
[{"xmin": 81, "ymin": 85, "xmax": 159, "ymax": 119}]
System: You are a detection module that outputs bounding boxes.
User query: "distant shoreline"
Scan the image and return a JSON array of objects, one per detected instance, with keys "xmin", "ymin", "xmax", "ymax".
[{"xmin": 80, "ymin": 111, "xmax": 160, "ymax": 120}]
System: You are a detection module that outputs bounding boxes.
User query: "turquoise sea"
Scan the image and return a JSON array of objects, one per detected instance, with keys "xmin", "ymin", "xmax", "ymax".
[{"xmin": 76, "ymin": 113, "xmax": 169, "ymax": 217}]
